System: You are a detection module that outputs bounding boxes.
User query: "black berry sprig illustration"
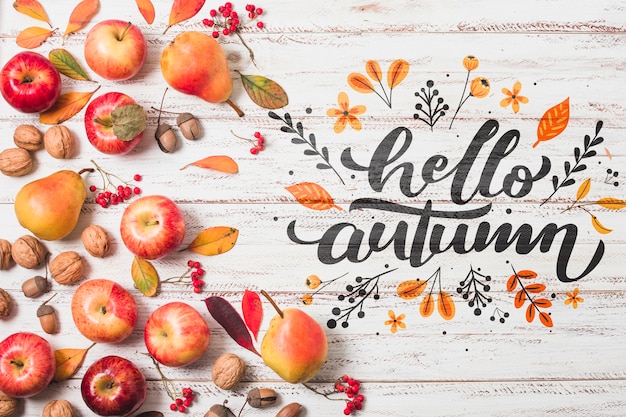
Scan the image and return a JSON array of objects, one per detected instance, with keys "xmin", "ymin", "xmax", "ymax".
[
  {"xmin": 604, "ymin": 168, "xmax": 620, "ymax": 187},
  {"xmin": 413, "ymin": 80, "xmax": 449, "ymax": 130},
  {"xmin": 347, "ymin": 59, "xmax": 409, "ymax": 108},
  {"xmin": 490, "ymin": 307, "xmax": 510, "ymax": 324},
  {"xmin": 268, "ymin": 111, "xmax": 345, "ymax": 184},
  {"xmin": 456, "ymin": 266, "xmax": 493, "ymax": 316},
  {"xmin": 506, "ymin": 266, "xmax": 553, "ymax": 328},
  {"xmin": 397, "ymin": 268, "xmax": 456, "ymax": 320}
]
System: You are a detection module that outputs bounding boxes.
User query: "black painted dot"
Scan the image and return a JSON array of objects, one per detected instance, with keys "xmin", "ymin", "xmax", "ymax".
[
  {"xmin": 506, "ymin": 208, "xmax": 512, "ymax": 214},
  {"xmin": 376, "ymin": 332, "xmax": 380, "ymax": 336},
  {"xmin": 288, "ymin": 170, "xmax": 294, "ymax": 175},
  {"xmin": 305, "ymin": 107, "xmax": 312, "ymax": 114},
  {"xmin": 551, "ymin": 293, "xmax": 556, "ymax": 299},
  {"xmin": 443, "ymin": 331, "xmax": 447, "ymax": 335},
  {"xmin": 273, "ymin": 216, "xmax": 278, "ymax": 221},
  {"xmin": 533, "ymin": 82, "xmax": 537, "ymax": 86},
  {"xmin": 385, "ymin": 264, "xmax": 389, "ymax": 268},
  {"xmin": 446, "ymin": 74, "xmax": 450, "ymax": 77},
  {"xmin": 351, "ymin": 174, "xmax": 356, "ymax": 179}
]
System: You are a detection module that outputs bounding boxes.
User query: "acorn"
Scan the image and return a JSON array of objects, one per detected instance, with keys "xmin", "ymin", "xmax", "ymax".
[
  {"xmin": 246, "ymin": 388, "xmax": 278, "ymax": 408},
  {"xmin": 275, "ymin": 403, "xmax": 303, "ymax": 417},
  {"xmin": 155, "ymin": 124, "xmax": 177, "ymax": 153},
  {"xmin": 204, "ymin": 404, "xmax": 235, "ymax": 417},
  {"xmin": 37, "ymin": 295, "xmax": 58, "ymax": 334},
  {"xmin": 176, "ymin": 113, "xmax": 200, "ymax": 140},
  {"xmin": 21, "ymin": 275, "xmax": 49, "ymax": 298}
]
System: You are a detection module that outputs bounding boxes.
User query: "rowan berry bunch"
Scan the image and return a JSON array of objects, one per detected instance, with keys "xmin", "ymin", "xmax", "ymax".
[
  {"xmin": 87, "ymin": 160, "xmax": 142, "ymax": 208},
  {"xmin": 335, "ymin": 375, "xmax": 365, "ymax": 415},
  {"xmin": 162, "ymin": 260, "xmax": 206, "ymax": 294},
  {"xmin": 231, "ymin": 130, "xmax": 266, "ymax": 155},
  {"xmin": 202, "ymin": 2, "xmax": 265, "ymax": 38},
  {"xmin": 169, "ymin": 387, "xmax": 196, "ymax": 413}
]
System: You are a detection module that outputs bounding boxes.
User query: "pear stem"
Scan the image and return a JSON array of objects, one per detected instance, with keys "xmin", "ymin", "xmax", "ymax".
[
  {"xmin": 260, "ymin": 290, "xmax": 283, "ymax": 319},
  {"xmin": 225, "ymin": 99, "xmax": 245, "ymax": 117},
  {"xmin": 78, "ymin": 168, "xmax": 95, "ymax": 176}
]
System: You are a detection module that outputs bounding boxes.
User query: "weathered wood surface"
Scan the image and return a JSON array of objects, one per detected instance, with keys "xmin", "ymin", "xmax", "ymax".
[{"xmin": 1, "ymin": 1, "xmax": 625, "ymax": 416}]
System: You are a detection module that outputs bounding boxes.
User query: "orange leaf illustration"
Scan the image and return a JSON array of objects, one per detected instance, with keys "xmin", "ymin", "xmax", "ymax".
[
  {"xmin": 13, "ymin": 0, "xmax": 51, "ymax": 27},
  {"xmin": 285, "ymin": 182, "xmax": 342, "ymax": 211},
  {"xmin": 539, "ymin": 311, "xmax": 553, "ymax": 328},
  {"xmin": 596, "ymin": 197, "xmax": 626, "ymax": 210},
  {"xmin": 53, "ymin": 343, "xmax": 96, "ymax": 382},
  {"xmin": 514, "ymin": 290, "xmax": 526, "ymax": 308},
  {"xmin": 165, "ymin": 0, "xmax": 206, "ymax": 33},
  {"xmin": 185, "ymin": 226, "xmax": 239, "ymax": 256},
  {"xmin": 524, "ymin": 283, "xmax": 546, "ymax": 293},
  {"xmin": 533, "ymin": 97, "xmax": 570, "ymax": 147},
  {"xmin": 387, "ymin": 59, "xmax": 409, "ymax": 89},
  {"xmin": 576, "ymin": 178, "xmax": 591, "ymax": 201},
  {"xmin": 534, "ymin": 298, "xmax": 553, "ymax": 308},
  {"xmin": 39, "ymin": 87, "xmax": 100, "ymax": 125},
  {"xmin": 180, "ymin": 155, "xmax": 239, "ymax": 174},
  {"xmin": 437, "ymin": 291, "xmax": 455, "ymax": 320},
  {"xmin": 517, "ymin": 270, "xmax": 538, "ymax": 280},
  {"xmin": 526, "ymin": 304, "xmax": 535, "ymax": 323},
  {"xmin": 397, "ymin": 279, "xmax": 427, "ymax": 300},
  {"xmin": 506, "ymin": 274, "xmax": 517, "ymax": 292},
  {"xmin": 63, "ymin": 0, "xmax": 99, "ymax": 39},
  {"xmin": 591, "ymin": 214, "xmax": 612, "ymax": 234},
  {"xmin": 420, "ymin": 293, "xmax": 434, "ymax": 317},
  {"xmin": 348, "ymin": 73, "xmax": 375, "ymax": 94},
  {"xmin": 16, "ymin": 26, "xmax": 54, "ymax": 49},
  {"xmin": 135, "ymin": 0, "xmax": 155, "ymax": 24},
  {"xmin": 365, "ymin": 60, "xmax": 382, "ymax": 82}
]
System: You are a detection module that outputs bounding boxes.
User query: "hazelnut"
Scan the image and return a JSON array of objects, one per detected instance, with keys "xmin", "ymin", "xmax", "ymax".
[
  {"xmin": 155, "ymin": 124, "xmax": 177, "ymax": 153},
  {"xmin": 42, "ymin": 399, "xmax": 74, "ymax": 417},
  {"xmin": 14, "ymin": 124, "xmax": 43, "ymax": 151},
  {"xmin": 246, "ymin": 388, "xmax": 278, "ymax": 408},
  {"xmin": 44, "ymin": 125, "xmax": 75, "ymax": 159},
  {"xmin": 0, "ymin": 289, "xmax": 13, "ymax": 319},
  {"xmin": 81, "ymin": 225, "xmax": 111, "ymax": 258},
  {"xmin": 0, "ymin": 148, "xmax": 33, "ymax": 177},
  {"xmin": 0, "ymin": 389, "xmax": 19, "ymax": 417},
  {"xmin": 212, "ymin": 353, "xmax": 245, "ymax": 390},
  {"xmin": 49, "ymin": 251, "xmax": 84, "ymax": 285},
  {"xmin": 275, "ymin": 403, "xmax": 303, "ymax": 417},
  {"xmin": 0, "ymin": 239, "xmax": 12, "ymax": 270},
  {"xmin": 177, "ymin": 113, "xmax": 200, "ymax": 140},
  {"xmin": 21, "ymin": 276, "xmax": 49, "ymax": 298},
  {"xmin": 11, "ymin": 235, "xmax": 46, "ymax": 269}
]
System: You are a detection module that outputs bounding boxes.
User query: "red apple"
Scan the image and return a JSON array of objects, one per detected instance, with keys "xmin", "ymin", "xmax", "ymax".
[
  {"xmin": 71, "ymin": 279, "xmax": 138, "ymax": 343},
  {"xmin": 144, "ymin": 301, "xmax": 210, "ymax": 367},
  {"xmin": 120, "ymin": 195, "xmax": 186, "ymax": 260},
  {"xmin": 0, "ymin": 332, "xmax": 55, "ymax": 398},
  {"xmin": 84, "ymin": 92, "xmax": 145, "ymax": 155},
  {"xmin": 0, "ymin": 51, "xmax": 61, "ymax": 113},
  {"xmin": 81, "ymin": 355, "xmax": 147, "ymax": 417},
  {"xmin": 84, "ymin": 20, "xmax": 147, "ymax": 81}
]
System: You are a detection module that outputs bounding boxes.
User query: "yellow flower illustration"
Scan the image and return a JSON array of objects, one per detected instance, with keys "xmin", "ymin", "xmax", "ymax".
[
  {"xmin": 564, "ymin": 287, "xmax": 584, "ymax": 309},
  {"xmin": 463, "ymin": 55, "xmax": 479, "ymax": 71},
  {"xmin": 326, "ymin": 92, "xmax": 366, "ymax": 133},
  {"xmin": 305, "ymin": 274, "xmax": 321, "ymax": 290},
  {"xmin": 469, "ymin": 77, "xmax": 490, "ymax": 98},
  {"xmin": 500, "ymin": 81, "xmax": 529, "ymax": 113},
  {"xmin": 301, "ymin": 294, "xmax": 313, "ymax": 305},
  {"xmin": 384, "ymin": 310, "xmax": 406, "ymax": 334}
]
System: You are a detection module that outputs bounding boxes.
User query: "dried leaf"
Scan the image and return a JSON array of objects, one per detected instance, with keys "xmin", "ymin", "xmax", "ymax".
[
  {"xmin": 596, "ymin": 197, "xmax": 626, "ymax": 210},
  {"xmin": 524, "ymin": 283, "xmax": 546, "ymax": 293},
  {"xmin": 204, "ymin": 296, "xmax": 260, "ymax": 356},
  {"xmin": 16, "ymin": 26, "xmax": 53, "ymax": 49},
  {"xmin": 135, "ymin": 0, "xmax": 155, "ymax": 24},
  {"xmin": 39, "ymin": 87, "xmax": 100, "ymax": 124},
  {"xmin": 437, "ymin": 291, "xmax": 455, "ymax": 320},
  {"xmin": 506, "ymin": 274, "xmax": 517, "ymax": 292},
  {"xmin": 348, "ymin": 73, "xmax": 375, "ymax": 94},
  {"xmin": 420, "ymin": 293, "xmax": 434, "ymax": 318},
  {"xmin": 526, "ymin": 304, "xmax": 535, "ymax": 323},
  {"xmin": 387, "ymin": 59, "xmax": 409, "ymax": 89},
  {"xmin": 49, "ymin": 48, "xmax": 91, "ymax": 81},
  {"xmin": 514, "ymin": 290, "xmax": 526, "ymax": 308},
  {"xmin": 285, "ymin": 182, "xmax": 342, "ymax": 211},
  {"xmin": 111, "ymin": 104, "xmax": 147, "ymax": 141},
  {"xmin": 591, "ymin": 215, "xmax": 612, "ymax": 234},
  {"xmin": 185, "ymin": 226, "xmax": 238, "ymax": 256},
  {"xmin": 239, "ymin": 73, "xmax": 289, "ymax": 110},
  {"xmin": 64, "ymin": 0, "xmax": 99, "ymax": 39},
  {"xmin": 180, "ymin": 155, "xmax": 239, "ymax": 174},
  {"xmin": 533, "ymin": 97, "xmax": 570, "ymax": 147},
  {"xmin": 242, "ymin": 290, "xmax": 263, "ymax": 341},
  {"xmin": 534, "ymin": 298, "xmax": 553, "ymax": 308},
  {"xmin": 397, "ymin": 279, "xmax": 427, "ymax": 300},
  {"xmin": 53, "ymin": 343, "xmax": 95, "ymax": 382},
  {"xmin": 131, "ymin": 256, "xmax": 159, "ymax": 297},
  {"xmin": 165, "ymin": 0, "xmax": 206, "ymax": 33},
  {"xmin": 13, "ymin": 0, "xmax": 51, "ymax": 27},
  {"xmin": 365, "ymin": 60, "xmax": 382, "ymax": 82},
  {"xmin": 517, "ymin": 270, "xmax": 538, "ymax": 280},
  {"xmin": 576, "ymin": 178, "xmax": 591, "ymax": 201},
  {"xmin": 539, "ymin": 311, "xmax": 554, "ymax": 328}
]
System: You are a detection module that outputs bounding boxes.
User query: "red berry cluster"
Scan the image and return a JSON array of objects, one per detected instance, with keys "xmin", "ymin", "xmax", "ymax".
[
  {"xmin": 169, "ymin": 387, "xmax": 195, "ymax": 413},
  {"xmin": 250, "ymin": 131, "xmax": 266, "ymax": 154},
  {"xmin": 335, "ymin": 375, "xmax": 364, "ymax": 415},
  {"xmin": 89, "ymin": 162, "xmax": 143, "ymax": 208},
  {"xmin": 202, "ymin": 2, "xmax": 264, "ymax": 38},
  {"xmin": 187, "ymin": 260, "xmax": 206, "ymax": 293}
]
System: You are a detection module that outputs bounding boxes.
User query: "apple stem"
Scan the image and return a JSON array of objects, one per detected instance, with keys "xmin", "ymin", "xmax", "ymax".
[
  {"xmin": 225, "ymin": 99, "xmax": 245, "ymax": 117},
  {"xmin": 119, "ymin": 22, "xmax": 132, "ymax": 41},
  {"xmin": 93, "ymin": 117, "xmax": 113, "ymax": 128},
  {"xmin": 260, "ymin": 290, "xmax": 283, "ymax": 319}
]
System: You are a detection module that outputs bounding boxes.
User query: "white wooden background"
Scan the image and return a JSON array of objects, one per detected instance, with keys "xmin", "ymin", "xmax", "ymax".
[{"xmin": 1, "ymin": 1, "xmax": 625, "ymax": 416}]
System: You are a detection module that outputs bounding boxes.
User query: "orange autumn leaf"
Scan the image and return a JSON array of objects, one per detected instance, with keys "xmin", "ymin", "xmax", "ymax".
[
  {"xmin": 165, "ymin": 0, "xmax": 206, "ymax": 33},
  {"xmin": 420, "ymin": 293, "xmax": 434, "ymax": 317},
  {"xmin": 185, "ymin": 226, "xmax": 239, "ymax": 256},
  {"xmin": 533, "ymin": 97, "xmax": 570, "ymax": 147},
  {"xmin": 135, "ymin": 0, "xmax": 155, "ymax": 24},
  {"xmin": 365, "ymin": 60, "xmax": 383, "ymax": 82},
  {"xmin": 534, "ymin": 298, "xmax": 553, "ymax": 308},
  {"xmin": 437, "ymin": 291, "xmax": 455, "ymax": 320},
  {"xmin": 591, "ymin": 215, "xmax": 612, "ymax": 234},
  {"xmin": 506, "ymin": 274, "xmax": 517, "ymax": 292},
  {"xmin": 39, "ymin": 87, "xmax": 100, "ymax": 124},
  {"xmin": 576, "ymin": 178, "xmax": 591, "ymax": 201},
  {"xmin": 387, "ymin": 59, "xmax": 409, "ymax": 89},
  {"xmin": 348, "ymin": 73, "xmax": 375, "ymax": 94},
  {"xmin": 397, "ymin": 279, "xmax": 427, "ymax": 300},
  {"xmin": 524, "ymin": 283, "xmax": 546, "ymax": 293},
  {"xmin": 517, "ymin": 270, "xmax": 538, "ymax": 280},
  {"xmin": 13, "ymin": 0, "xmax": 51, "ymax": 27},
  {"xmin": 53, "ymin": 343, "xmax": 95, "ymax": 382},
  {"xmin": 596, "ymin": 197, "xmax": 626, "ymax": 210},
  {"xmin": 539, "ymin": 311, "xmax": 553, "ymax": 328},
  {"xmin": 514, "ymin": 290, "xmax": 526, "ymax": 308},
  {"xmin": 63, "ymin": 0, "xmax": 99, "ymax": 39},
  {"xmin": 180, "ymin": 155, "xmax": 239, "ymax": 174},
  {"xmin": 16, "ymin": 26, "xmax": 54, "ymax": 49},
  {"xmin": 526, "ymin": 304, "xmax": 535, "ymax": 323},
  {"xmin": 285, "ymin": 182, "xmax": 342, "ymax": 211}
]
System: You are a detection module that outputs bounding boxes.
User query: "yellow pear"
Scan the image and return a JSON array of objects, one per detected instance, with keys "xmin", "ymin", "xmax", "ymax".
[{"xmin": 14, "ymin": 170, "xmax": 88, "ymax": 241}]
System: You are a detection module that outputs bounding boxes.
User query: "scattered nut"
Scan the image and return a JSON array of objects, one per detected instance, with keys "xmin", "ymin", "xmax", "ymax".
[
  {"xmin": 0, "ymin": 148, "xmax": 33, "ymax": 177},
  {"xmin": 134, "ymin": 412, "xmax": 163, "ymax": 417},
  {"xmin": 81, "ymin": 225, "xmax": 111, "ymax": 258},
  {"xmin": 177, "ymin": 113, "xmax": 200, "ymax": 140},
  {"xmin": 155, "ymin": 124, "xmax": 177, "ymax": 153},
  {"xmin": 212, "ymin": 353, "xmax": 245, "ymax": 390},
  {"xmin": 204, "ymin": 404, "xmax": 235, "ymax": 417},
  {"xmin": 21, "ymin": 276, "xmax": 49, "ymax": 298},
  {"xmin": 49, "ymin": 251, "xmax": 84, "ymax": 285},
  {"xmin": 0, "ymin": 289, "xmax": 13, "ymax": 319},
  {"xmin": 246, "ymin": 388, "xmax": 278, "ymax": 408},
  {"xmin": 13, "ymin": 124, "xmax": 43, "ymax": 151},
  {"xmin": 0, "ymin": 240, "xmax": 12, "ymax": 270},
  {"xmin": 44, "ymin": 125, "xmax": 75, "ymax": 159},
  {"xmin": 0, "ymin": 389, "xmax": 19, "ymax": 417},
  {"xmin": 37, "ymin": 303, "xmax": 58, "ymax": 334},
  {"xmin": 11, "ymin": 235, "xmax": 46, "ymax": 269},
  {"xmin": 42, "ymin": 399, "xmax": 74, "ymax": 417},
  {"xmin": 275, "ymin": 403, "xmax": 303, "ymax": 417}
]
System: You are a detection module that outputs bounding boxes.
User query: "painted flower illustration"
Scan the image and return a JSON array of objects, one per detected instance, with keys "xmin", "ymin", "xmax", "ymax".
[
  {"xmin": 301, "ymin": 294, "xmax": 313, "ymax": 305},
  {"xmin": 384, "ymin": 310, "xmax": 406, "ymax": 333},
  {"xmin": 500, "ymin": 81, "xmax": 529, "ymax": 113},
  {"xmin": 326, "ymin": 92, "xmax": 366, "ymax": 133},
  {"xmin": 564, "ymin": 287, "xmax": 584, "ymax": 309},
  {"xmin": 449, "ymin": 55, "xmax": 490, "ymax": 129}
]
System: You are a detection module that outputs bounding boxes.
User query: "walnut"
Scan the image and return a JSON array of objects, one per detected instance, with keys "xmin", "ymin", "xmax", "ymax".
[
  {"xmin": 49, "ymin": 251, "xmax": 84, "ymax": 285},
  {"xmin": 0, "ymin": 240, "xmax": 12, "ymax": 270},
  {"xmin": 11, "ymin": 235, "xmax": 47, "ymax": 269},
  {"xmin": 42, "ymin": 399, "xmax": 74, "ymax": 417},
  {"xmin": 0, "ymin": 390, "xmax": 18, "ymax": 417},
  {"xmin": 13, "ymin": 124, "xmax": 43, "ymax": 151},
  {"xmin": 0, "ymin": 148, "xmax": 33, "ymax": 177},
  {"xmin": 44, "ymin": 125, "xmax": 75, "ymax": 159},
  {"xmin": 212, "ymin": 353, "xmax": 245, "ymax": 390},
  {"xmin": 0, "ymin": 289, "xmax": 13, "ymax": 319},
  {"xmin": 81, "ymin": 225, "xmax": 111, "ymax": 258}
]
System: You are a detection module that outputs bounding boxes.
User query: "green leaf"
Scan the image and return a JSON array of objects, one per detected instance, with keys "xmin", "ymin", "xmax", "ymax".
[
  {"xmin": 131, "ymin": 256, "xmax": 159, "ymax": 297},
  {"xmin": 111, "ymin": 104, "xmax": 147, "ymax": 141},
  {"xmin": 49, "ymin": 48, "xmax": 91, "ymax": 81},
  {"xmin": 238, "ymin": 72, "xmax": 288, "ymax": 110}
]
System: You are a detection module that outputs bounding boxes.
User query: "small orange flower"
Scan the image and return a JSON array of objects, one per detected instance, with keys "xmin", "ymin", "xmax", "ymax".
[
  {"xmin": 301, "ymin": 294, "xmax": 313, "ymax": 305},
  {"xmin": 305, "ymin": 274, "xmax": 321, "ymax": 290},
  {"xmin": 564, "ymin": 287, "xmax": 584, "ymax": 309},
  {"xmin": 384, "ymin": 310, "xmax": 406, "ymax": 334},
  {"xmin": 469, "ymin": 77, "xmax": 490, "ymax": 98},
  {"xmin": 500, "ymin": 81, "xmax": 529, "ymax": 114},
  {"xmin": 463, "ymin": 55, "xmax": 479, "ymax": 71},
  {"xmin": 326, "ymin": 92, "xmax": 366, "ymax": 133}
]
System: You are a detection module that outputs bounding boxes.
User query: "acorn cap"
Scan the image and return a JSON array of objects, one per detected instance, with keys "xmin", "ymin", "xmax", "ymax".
[
  {"xmin": 155, "ymin": 124, "xmax": 177, "ymax": 153},
  {"xmin": 176, "ymin": 112, "xmax": 195, "ymax": 125},
  {"xmin": 37, "ymin": 304, "xmax": 54, "ymax": 317}
]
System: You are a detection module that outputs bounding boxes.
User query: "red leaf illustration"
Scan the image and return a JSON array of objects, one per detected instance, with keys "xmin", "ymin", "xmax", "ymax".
[
  {"xmin": 204, "ymin": 296, "xmax": 259, "ymax": 356},
  {"xmin": 242, "ymin": 290, "xmax": 263, "ymax": 341}
]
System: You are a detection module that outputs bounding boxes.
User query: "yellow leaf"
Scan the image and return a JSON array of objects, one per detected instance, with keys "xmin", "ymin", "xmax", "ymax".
[
  {"xmin": 185, "ymin": 226, "xmax": 239, "ymax": 256},
  {"xmin": 165, "ymin": 0, "xmax": 206, "ymax": 33},
  {"xmin": 16, "ymin": 26, "xmax": 53, "ymax": 49},
  {"xmin": 53, "ymin": 343, "xmax": 95, "ymax": 382},
  {"xmin": 180, "ymin": 155, "xmax": 238, "ymax": 174},
  {"xmin": 39, "ymin": 87, "xmax": 100, "ymax": 124},
  {"xmin": 387, "ymin": 59, "xmax": 409, "ymax": 89},
  {"xmin": 397, "ymin": 279, "xmax": 427, "ymax": 300},
  {"xmin": 131, "ymin": 256, "xmax": 159, "ymax": 297},
  {"xmin": 64, "ymin": 0, "xmax": 99, "ymax": 39},
  {"xmin": 285, "ymin": 182, "xmax": 342, "ymax": 211},
  {"xmin": 365, "ymin": 60, "xmax": 382, "ymax": 82},
  {"xmin": 420, "ymin": 293, "xmax": 434, "ymax": 318},
  {"xmin": 13, "ymin": 0, "xmax": 51, "ymax": 27},
  {"xmin": 49, "ymin": 48, "xmax": 91, "ymax": 81},
  {"xmin": 596, "ymin": 197, "xmax": 626, "ymax": 210},
  {"xmin": 575, "ymin": 178, "xmax": 591, "ymax": 201},
  {"xmin": 437, "ymin": 291, "xmax": 455, "ymax": 320},
  {"xmin": 348, "ymin": 73, "xmax": 375, "ymax": 94},
  {"xmin": 135, "ymin": 0, "xmax": 155, "ymax": 24},
  {"xmin": 591, "ymin": 214, "xmax": 612, "ymax": 234},
  {"xmin": 533, "ymin": 97, "xmax": 570, "ymax": 147}
]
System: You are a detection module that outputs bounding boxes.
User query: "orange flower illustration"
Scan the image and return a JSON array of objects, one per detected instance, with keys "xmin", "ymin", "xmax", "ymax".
[
  {"xmin": 301, "ymin": 294, "xmax": 313, "ymax": 305},
  {"xmin": 384, "ymin": 310, "xmax": 406, "ymax": 333},
  {"xmin": 326, "ymin": 92, "xmax": 366, "ymax": 133},
  {"xmin": 500, "ymin": 81, "xmax": 529, "ymax": 113},
  {"xmin": 564, "ymin": 287, "xmax": 584, "ymax": 309}
]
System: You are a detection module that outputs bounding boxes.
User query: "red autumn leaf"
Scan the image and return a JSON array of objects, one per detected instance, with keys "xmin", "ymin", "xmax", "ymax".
[
  {"xmin": 526, "ymin": 304, "xmax": 535, "ymax": 323},
  {"xmin": 539, "ymin": 312, "xmax": 554, "ymax": 328},
  {"xmin": 63, "ymin": 0, "xmax": 99, "ymax": 39},
  {"xmin": 204, "ymin": 296, "xmax": 260, "ymax": 356},
  {"xmin": 514, "ymin": 290, "xmax": 526, "ymax": 308},
  {"xmin": 242, "ymin": 290, "xmax": 263, "ymax": 341},
  {"xmin": 524, "ymin": 283, "xmax": 546, "ymax": 293}
]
